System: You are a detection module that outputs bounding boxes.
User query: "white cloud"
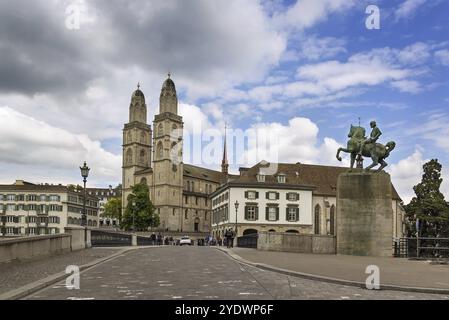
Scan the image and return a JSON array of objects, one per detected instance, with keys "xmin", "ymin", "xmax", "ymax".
[
  {"xmin": 391, "ymin": 80, "xmax": 422, "ymax": 93},
  {"xmin": 240, "ymin": 117, "xmax": 345, "ymax": 168},
  {"xmin": 435, "ymin": 49, "xmax": 449, "ymax": 66},
  {"xmin": 389, "ymin": 149, "xmax": 426, "ymax": 204},
  {"xmin": 0, "ymin": 107, "xmax": 121, "ymax": 185},
  {"xmin": 395, "ymin": 0, "xmax": 427, "ymax": 20},
  {"xmin": 273, "ymin": 0, "xmax": 355, "ymax": 31},
  {"xmin": 296, "ymin": 36, "xmax": 347, "ymax": 61}
]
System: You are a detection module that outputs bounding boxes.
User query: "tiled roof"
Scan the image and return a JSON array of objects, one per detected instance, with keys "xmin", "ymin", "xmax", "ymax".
[
  {"xmin": 183, "ymin": 164, "xmax": 238, "ymax": 184},
  {"xmin": 225, "ymin": 162, "xmax": 402, "ymax": 200}
]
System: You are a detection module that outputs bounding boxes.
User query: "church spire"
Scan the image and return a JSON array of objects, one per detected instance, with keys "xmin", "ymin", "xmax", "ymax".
[
  {"xmin": 221, "ymin": 124, "xmax": 229, "ymax": 175},
  {"xmin": 159, "ymin": 74, "xmax": 178, "ymax": 115}
]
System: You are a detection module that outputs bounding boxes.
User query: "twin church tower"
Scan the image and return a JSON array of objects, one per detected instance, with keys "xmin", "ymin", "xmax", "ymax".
[{"xmin": 122, "ymin": 75, "xmax": 228, "ymax": 233}]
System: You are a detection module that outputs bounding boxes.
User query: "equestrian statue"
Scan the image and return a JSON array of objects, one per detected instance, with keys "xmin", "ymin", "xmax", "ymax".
[{"xmin": 336, "ymin": 121, "xmax": 396, "ymax": 172}]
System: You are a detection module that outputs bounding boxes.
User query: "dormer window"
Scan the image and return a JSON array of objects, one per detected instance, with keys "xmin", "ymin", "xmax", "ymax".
[
  {"xmin": 277, "ymin": 174, "xmax": 286, "ymax": 183},
  {"xmin": 257, "ymin": 174, "xmax": 265, "ymax": 182}
]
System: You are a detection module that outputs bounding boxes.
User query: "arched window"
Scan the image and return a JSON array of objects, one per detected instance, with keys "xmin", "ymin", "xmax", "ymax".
[
  {"xmin": 330, "ymin": 205, "xmax": 336, "ymax": 236},
  {"xmin": 158, "ymin": 124, "xmax": 164, "ymax": 137},
  {"xmin": 140, "ymin": 132, "xmax": 146, "ymax": 143},
  {"xmin": 185, "ymin": 209, "xmax": 188, "ymax": 220},
  {"xmin": 139, "ymin": 149, "xmax": 145, "ymax": 164},
  {"xmin": 140, "ymin": 177, "xmax": 147, "ymax": 185},
  {"xmin": 126, "ymin": 149, "xmax": 132, "ymax": 164},
  {"xmin": 127, "ymin": 131, "xmax": 132, "ymax": 143},
  {"xmin": 314, "ymin": 205, "xmax": 321, "ymax": 235},
  {"xmin": 157, "ymin": 142, "xmax": 163, "ymax": 159}
]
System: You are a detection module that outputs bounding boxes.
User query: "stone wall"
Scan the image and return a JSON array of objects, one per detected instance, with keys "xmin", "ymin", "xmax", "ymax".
[
  {"xmin": 257, "ymin": 231, "xmax": 336, "ymax": 254},
  {"xmin": 0, "ymin": 228, "xmax": 91, "ymax": 263},
  {"xmin": 336, "ymin": 172, "xmax": 394, "ymax": 257},
  {"xmin": 65, "ymin": 227, "xmax": 91, "ymax": 251},
  {"xmin": 0, "ymin": 234, "xmax": 72, "ymax": 263}
]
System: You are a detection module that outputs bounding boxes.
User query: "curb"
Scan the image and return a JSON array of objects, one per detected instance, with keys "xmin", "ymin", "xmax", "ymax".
[
  {"xmin": 0, "ymin": 247, "xmax": 137, "ymax": 300},
  {"xmin": 215, "ymin": 248, "xmax": 449, "ymax": 295}
]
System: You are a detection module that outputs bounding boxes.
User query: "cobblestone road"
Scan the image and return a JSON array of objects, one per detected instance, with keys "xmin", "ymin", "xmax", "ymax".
[
  {"xmin": 25, "ymin": 247, "xmax": 449, "ymax": 300},
  {"xmin": 0, "ymin": 248, "xmax": 120, "ymax": 295}
]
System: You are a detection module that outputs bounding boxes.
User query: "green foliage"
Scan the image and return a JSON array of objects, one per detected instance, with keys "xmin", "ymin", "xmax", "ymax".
[
  {"xmin": 103, "ymin": 197, "xmax": 122, "ymax": 223},
  {"xmin": 121, "ymin": 183, "xmax": 159, "ymax": 231},
  {"xmin": 405, "ymin": 159, "xmax": 449, "ymax": 237}
]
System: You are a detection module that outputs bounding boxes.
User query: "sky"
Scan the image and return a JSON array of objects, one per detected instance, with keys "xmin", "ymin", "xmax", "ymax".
[{"xmin": 0, "ymin": 0, "xmax": 448, "ymax": 204}]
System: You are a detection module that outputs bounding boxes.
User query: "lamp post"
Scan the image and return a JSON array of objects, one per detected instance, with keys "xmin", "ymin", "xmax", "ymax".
[
  {"xmin": 132, "ymin": 200, "xmax": 136, "ymax": 232},
  {"xmin": 234, "ymin": 201, "xmax": 239, "ymax": 247},
  {"xmin": 80, "ymin": 161, "xmax": 90, "ymax": 245}
]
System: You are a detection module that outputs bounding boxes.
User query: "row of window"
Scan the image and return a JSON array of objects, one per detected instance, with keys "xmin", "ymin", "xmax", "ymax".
[
  {"xmin": 184, "ymin": 196, "xmax": 209, "ymax": 206},
  {"xmin": 0, "ymin": 227, "xmax": 60, "ymax": 235},
  {"xmin": 0, "ymin": 216, "xmax": 61, "ymax": 224},
  {"xmin": 183, "ymin": 209, "xmax": 209, "ymax": 221},
  {"xmin": 68, "ymin": 206, "xmax": 98, "ymax": 216},
  {"xmin": 212, "ymin": 205, "xmax": 300, "ymax": 224},
  {"xmin": 67, "ymin": 196, "xmax": 98, "ymax": 207},
  {"xmin": 67, "ymin": 217, "xmax": 98, "ymax": 227},
  {"xmin": 184, "ymin": 181, "xmax": 214, "ymax": 194},
  {"xmin": 256, "ymin": 173, "xmax": 286, "ymax": 183},
  {"xmin": 245, "ymin": 191, "xmax": 300, "ymax": 201},
  {"xmin": 244, "ymin": 206, "xmax": 300, "ymax": 222},
  {"xmin": 0, "ymin": 204, "xmax": 63, "ymax": 212},
  {"xmin": 0, "ymin": 194, "xmax": 61, "ymax": 202},
  {"xmin": 213, "ymin": 192, "xmax": 229, "ymax": 206}
]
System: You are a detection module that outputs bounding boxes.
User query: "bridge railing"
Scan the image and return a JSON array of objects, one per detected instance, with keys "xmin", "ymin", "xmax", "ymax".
[
  {"xmin": 393, "ymin": 237, "xmax": 449, "ymax": 258},
  {"xmin": 237, "ymin": 233, "xmax": 258, "ymax": 248}
]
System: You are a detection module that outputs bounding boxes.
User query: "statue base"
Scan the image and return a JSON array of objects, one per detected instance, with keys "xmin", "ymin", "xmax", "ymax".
[{"xmin": 336, "ymin": 171, "xmax": 393, "ymax": 257}]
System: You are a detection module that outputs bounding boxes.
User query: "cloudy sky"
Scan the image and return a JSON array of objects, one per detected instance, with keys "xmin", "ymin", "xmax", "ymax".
[{"xmin": 0, "ymin": 0, "xmax": 448, "ymax": 203}]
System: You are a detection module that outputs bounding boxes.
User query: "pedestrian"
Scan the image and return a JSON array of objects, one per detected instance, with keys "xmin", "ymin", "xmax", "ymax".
[{"xmin": 151, "ymin": 233, "xmax": 156, "ymax": 246}]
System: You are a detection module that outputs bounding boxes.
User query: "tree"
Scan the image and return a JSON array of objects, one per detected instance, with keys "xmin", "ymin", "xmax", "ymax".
[
  {"xmin": 121, "ymin": 183, "xmax": 160, "ymax": 231},
  {"xmin": 405, "ymin": 159, "xmax": 449, "ymax": 237},
  {"xmin": 103, "ymin": 197, "xmax": 122, "ymax": 224}
]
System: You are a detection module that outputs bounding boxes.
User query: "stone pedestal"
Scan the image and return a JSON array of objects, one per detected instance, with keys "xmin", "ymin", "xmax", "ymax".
[{"xmin": 336, "ymin": 172, "xmax": 393, "ymax": 257}]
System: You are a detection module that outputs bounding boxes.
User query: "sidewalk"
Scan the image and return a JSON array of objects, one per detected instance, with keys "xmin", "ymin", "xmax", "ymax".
[
  {"xmin": 0, "ymin": 247, "xmax": 126, "ymax": 298},
  {"xmin": 219, "ymin": 248, "xmax": 449, "ymax": 293}
]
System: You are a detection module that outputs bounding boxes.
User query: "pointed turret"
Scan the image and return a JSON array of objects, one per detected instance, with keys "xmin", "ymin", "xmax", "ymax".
[
  {"xmin": 222, "ymin": 125, "xmax": 229, "ymax": 175},
  {"xmin": 129, "ymin": 83, "xmax": 147, "ymax": 123},
  {"xmin": 160, "ymin": 73, "xmax": 178, "ymax": 115}
]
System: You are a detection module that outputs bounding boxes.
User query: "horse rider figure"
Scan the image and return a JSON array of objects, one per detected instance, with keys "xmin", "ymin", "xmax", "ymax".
[{"xmin": 359, "ymin": 121, "xmax": 382, "ymax": 156}]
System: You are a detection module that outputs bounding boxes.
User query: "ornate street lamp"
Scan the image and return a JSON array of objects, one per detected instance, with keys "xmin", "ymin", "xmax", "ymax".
[
  {"xmin": 132, "ymin": 200, "xmax": 136, "ymax": 232},
  {"xmin": 80, "ymin": 162, "xmax": 90, "ymax": 243},
  {"xmin": 234, "ymin": 201, "xmax": 239, "ymax": 245}
]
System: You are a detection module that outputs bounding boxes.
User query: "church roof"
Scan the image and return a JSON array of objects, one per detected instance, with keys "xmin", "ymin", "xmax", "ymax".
[
  {"xmin": 183, "ymin": 164, "xmax": 237, "ymax": 184},
  {"xmin": 217, "ymin": 162, "xmax": 402, "ymax": 201},
  {"xmin": 160, "ymin": 75, "xmax": 177, "ymax": 97}
]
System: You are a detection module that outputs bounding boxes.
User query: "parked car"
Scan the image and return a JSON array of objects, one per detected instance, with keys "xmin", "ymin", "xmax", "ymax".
[{"xmin": 179, "ymin": 236, "xmax": 192, "ymax": 246}]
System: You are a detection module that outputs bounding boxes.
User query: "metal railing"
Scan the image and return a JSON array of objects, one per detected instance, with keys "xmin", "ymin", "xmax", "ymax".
[
  {"xmin": 393, "ymin": 237, "xmax": 449, "ymax": 258},
  {"xmin": 91, "ymin": 229, "xmax": 132, "ymax": 247},
  {"xmin": 237, "ymin": 233, "xmax": 258, "ymax": 248}
]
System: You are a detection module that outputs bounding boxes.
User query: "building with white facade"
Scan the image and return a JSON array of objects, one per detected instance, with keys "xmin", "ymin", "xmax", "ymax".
[
  {"xmin": 0, "ymin": 180, "xmax": 100, "ymax": 237},
  {"xmin": 211, "ymin": 162, "xmax": 405, "ymax": 239}
]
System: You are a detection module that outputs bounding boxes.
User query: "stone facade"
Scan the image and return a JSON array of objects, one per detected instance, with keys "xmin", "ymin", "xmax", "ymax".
[
  {"xmin": 122, "ymin": 76, "xmax": 227, "ymax": 232},
  {"xmin": 336, "ymin": 172, "xmax": 394, "ymax": 257}
]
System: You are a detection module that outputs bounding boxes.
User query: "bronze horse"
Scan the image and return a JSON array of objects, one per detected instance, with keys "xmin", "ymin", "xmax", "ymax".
[{"xmin": 336, "ymin": 125, "xmax": 396, "ymax": 172}]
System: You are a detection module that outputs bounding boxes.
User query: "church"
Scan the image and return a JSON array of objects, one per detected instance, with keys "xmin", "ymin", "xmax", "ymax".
[
  {"xmin": 122, "ymin": 75, "xmax": 406, "ymax": 238},
  {"xmin": 122, "ymin": 75, "xmax": 231, "ymax": 233}
]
